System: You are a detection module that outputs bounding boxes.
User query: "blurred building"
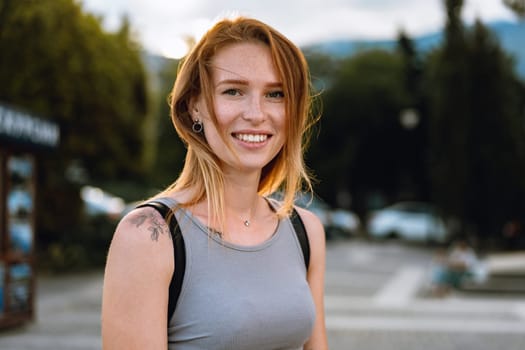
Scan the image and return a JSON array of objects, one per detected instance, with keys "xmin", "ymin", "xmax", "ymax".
[{"xmin": 0, "ymin": 103, "xmax": 59, "ymax": 328}]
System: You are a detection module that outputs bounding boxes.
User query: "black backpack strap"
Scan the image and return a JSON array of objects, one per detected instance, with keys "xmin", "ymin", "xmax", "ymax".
[
  {"xmin": 135, "ymin": 200, "xmax": 186, "ymax": 323},
  {"xmin": 291, "ymin": 207, "xmax": 310, "ymax": 270}
]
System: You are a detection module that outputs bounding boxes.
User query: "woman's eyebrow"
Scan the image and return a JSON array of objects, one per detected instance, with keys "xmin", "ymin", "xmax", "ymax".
[
  {"xmin": 266, "ymin": 82, "xmax": 283, "ymax": 88},
  {"xmin": 216, "ymin": 79, "xmax": 283, "ymax": 87},
  {"xmin": 216, "ymin": 79, "xmax": 249, "ymax": 86}
]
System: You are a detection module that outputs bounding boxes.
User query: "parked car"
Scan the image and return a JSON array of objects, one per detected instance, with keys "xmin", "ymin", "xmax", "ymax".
[
  {"xmin": 325, "ymin": 209, "xmax": 360, "ymax": 238},
  {"xmin": 292, "ymin": 192, "xmax": 360, "ymax": 239},
  {"xmin": 367, "ymin": 201, "xmax": 451, "ymax": 244},
  {"xmin": 80, "ymin": 186, "xmax": 125, "ymax": 220},
  {"xmin": 292, "ymin": 192, "xmax": 331, "ymax": 225}
]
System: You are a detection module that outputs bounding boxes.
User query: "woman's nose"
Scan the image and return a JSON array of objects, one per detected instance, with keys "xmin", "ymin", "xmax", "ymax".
[{"xmin": 242, "ymin": 95, "xmax": 266, "ymax": 123}]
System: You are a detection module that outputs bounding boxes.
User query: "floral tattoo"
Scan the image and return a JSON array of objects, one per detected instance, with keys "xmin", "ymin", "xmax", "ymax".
[{"xmin": 130, "ymin": 211, "xmax": 170, "ymax": 242}]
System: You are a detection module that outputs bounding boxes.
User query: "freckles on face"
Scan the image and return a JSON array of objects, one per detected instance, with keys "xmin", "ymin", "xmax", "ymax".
[{"xmin": 196, "ymin": 41, "xmax": 287, "ymax": 171}]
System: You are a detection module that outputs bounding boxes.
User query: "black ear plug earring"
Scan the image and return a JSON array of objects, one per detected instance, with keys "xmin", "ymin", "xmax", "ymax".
[{"xmin": 192, "ymin": 119, "xmax": 203, "ymax": 133}]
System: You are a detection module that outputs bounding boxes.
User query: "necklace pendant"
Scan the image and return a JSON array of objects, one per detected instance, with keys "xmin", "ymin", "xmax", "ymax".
[{"xmin": 244, "ymin": 220, "xmax": 250, "ymax": 227}]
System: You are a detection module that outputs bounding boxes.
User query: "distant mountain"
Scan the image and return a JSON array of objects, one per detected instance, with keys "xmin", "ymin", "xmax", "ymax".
[
  {"xmin": 303, "ymin": 21, "xmax": 525, "ymax": 78},
  {"xmin": 490, "ymin": 21, "xmax": 525, "ymax": 77}
]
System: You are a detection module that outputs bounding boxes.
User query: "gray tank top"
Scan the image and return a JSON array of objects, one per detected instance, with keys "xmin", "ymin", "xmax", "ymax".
[{"xmin": 158, "ymin": 198, "xmax": 316, "ymax": 350}]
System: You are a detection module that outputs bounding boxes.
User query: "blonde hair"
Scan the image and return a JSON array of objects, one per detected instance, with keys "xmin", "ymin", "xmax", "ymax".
[{"xmin": 158, "ymin": 16, "xmax": 318, "ymax": 222}]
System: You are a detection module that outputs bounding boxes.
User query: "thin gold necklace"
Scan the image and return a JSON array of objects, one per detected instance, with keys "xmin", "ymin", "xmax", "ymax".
[{"xmin": 242, "ymin": 198, "xmax": 260, "ymax": 227}]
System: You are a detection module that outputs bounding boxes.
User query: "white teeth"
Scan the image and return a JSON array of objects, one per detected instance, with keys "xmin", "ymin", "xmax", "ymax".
[{"xmin": 235, "ymin": 134, "xmax": 268, "ymax": 143}]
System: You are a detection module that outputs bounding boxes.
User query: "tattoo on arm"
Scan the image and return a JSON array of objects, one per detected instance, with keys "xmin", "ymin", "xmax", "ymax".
[{"xmin": 130, "ymin": 212, "xmax": 170, "ymax": 242}]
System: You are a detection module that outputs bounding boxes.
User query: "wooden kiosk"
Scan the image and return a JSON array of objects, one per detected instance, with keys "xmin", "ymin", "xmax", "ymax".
[{"xmin": 0, "ymin": 103, "xmax": 59, "ymax": 328}]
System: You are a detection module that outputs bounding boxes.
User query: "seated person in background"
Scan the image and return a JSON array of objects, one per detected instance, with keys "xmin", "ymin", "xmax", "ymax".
[{"xmin": 430, "ymin": 238, "xmax": 478, "ymax": 296}]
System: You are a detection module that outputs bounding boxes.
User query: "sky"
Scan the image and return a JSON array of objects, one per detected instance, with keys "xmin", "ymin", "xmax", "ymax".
[{"xmin": 79, "ymin": 0, "xmax": 517, "ymax": 59}]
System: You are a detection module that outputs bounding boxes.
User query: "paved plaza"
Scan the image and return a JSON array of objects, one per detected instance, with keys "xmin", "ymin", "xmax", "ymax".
[{"xmin": 0, "ymin": 239, "xmax": 524, "ymax": 349}]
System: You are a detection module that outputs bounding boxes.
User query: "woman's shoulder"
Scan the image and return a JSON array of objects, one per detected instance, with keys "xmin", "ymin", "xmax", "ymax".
[
  {"xmin": 293, "ymin": 206, "xmax": 325, "ymax": 239},
  {"xmin": 267, "ymin": 195, "xmax": 325, "ymax": 238},
  {"xmin": 108, "ymin": 207, "xmax": 175, "ymax": 272},
  {"xmin": 117, "ymin": 206, "xmax": 173, "ymax": 239},
  {"xmin": 293, "ymin": 206, "xmax": 326, "ymax": 277}
]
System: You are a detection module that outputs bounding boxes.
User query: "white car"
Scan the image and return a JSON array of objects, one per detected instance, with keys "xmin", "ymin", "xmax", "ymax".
[
  {"xmin": 367, "ymin": 202, "xmax": 450, "ymax": 243},
  {"xmin": 80, "ymin": 186, "xmax": 126, "ymax": 219},
  {"xmin": 292, "ymin": 193, "xmax": 360, "ymax": 238},
  {"xmin": 326, "ymin": 209, "xmax": 361, "ymax": 237}
]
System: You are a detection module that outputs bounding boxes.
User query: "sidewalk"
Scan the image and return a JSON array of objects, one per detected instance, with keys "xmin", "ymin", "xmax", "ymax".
[
  {"xmin": 0, "ymin": 270, "xmax": 104, "ymax": 350},
  {"xmin": 1, "ymin": 256, "xmax": 525, "ymax": 350},
  {"xmin": 462, "ymin": 251, "xmax": 525, "ymax": 293},
  {"xmin": 486, "ymin": 251, "xmax": 525, "ymax": 276}
]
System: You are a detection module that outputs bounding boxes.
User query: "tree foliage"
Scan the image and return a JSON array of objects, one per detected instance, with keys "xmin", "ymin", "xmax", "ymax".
[
  {"xmin": 503, "ymin": 0, "xmax": 525, "ymax": 18},
  {"xmin": 308, "ymin": 50, "xmax": 410, "ymax": 214},
  {"xmin": 0, "ymin": 0, "xmax": 149, "ymax": 265},
  {"xmin": 426, "ymin": 0, "xmax": 471, "ymax": 224},
  {"xmin": 464, "ymin": 20, "xmax": 525, "ymax": 236},
  {"xmin": 149, "ymin": 58, "xmax": 187, "ymax": 191},
  {"xmin": 425, "ymin": 0, "xmax": 525, "ymax": 239}
]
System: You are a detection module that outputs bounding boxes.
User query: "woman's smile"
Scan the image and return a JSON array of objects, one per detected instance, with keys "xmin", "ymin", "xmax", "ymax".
[{"xmin": 233, "ymin": 133, "xmax": 269, "ymax": 144}]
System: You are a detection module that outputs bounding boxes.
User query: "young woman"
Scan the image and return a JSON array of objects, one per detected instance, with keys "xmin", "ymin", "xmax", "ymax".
[{"xmin": 102, "ymin": 16, "xmax": 327, "ymax": 349}]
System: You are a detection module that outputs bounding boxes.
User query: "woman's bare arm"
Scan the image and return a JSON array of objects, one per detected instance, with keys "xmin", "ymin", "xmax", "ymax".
[
  {"xmin": 101, "ymin": 208, "xmax": 174, "ymax": 350},
  {"xmin": 296, "ymin": 207, "xmax": 328, "ymax": 350}
]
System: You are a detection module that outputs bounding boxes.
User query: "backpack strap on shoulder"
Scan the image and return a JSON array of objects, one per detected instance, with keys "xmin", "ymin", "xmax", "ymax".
[
  {"xmin": 135, "ymin": 200, "xmax": 186, "ymax": 323},
  {"xmin": 290, "ymin": 207, "xmax": 310, "ymax": 270}
]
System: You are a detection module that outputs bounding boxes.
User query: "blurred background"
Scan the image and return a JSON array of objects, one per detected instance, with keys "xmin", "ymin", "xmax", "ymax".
[{"xmin": 1, "ymin": 0, "xmax": 525, "ymax": 343}]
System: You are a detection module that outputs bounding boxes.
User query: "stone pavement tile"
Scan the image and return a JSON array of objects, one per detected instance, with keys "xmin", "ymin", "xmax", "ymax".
[
  {"xmin": 0, "ymin": 270, "xmax": 104, "ymax": 350},
  {"xmin": 328, "ymin": 330, "xmax": 525, "ymax": 350}
]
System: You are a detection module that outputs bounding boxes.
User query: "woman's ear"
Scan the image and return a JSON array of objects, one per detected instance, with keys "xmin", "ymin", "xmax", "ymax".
[{"xmin": 188, "ymin": 97, "xmax": 200, "ymax": 118}]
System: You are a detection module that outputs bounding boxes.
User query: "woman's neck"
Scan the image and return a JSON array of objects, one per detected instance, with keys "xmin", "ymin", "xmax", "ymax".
[{"xmin": 222, "ymin": 171, "xmax": 262, "ymax": 222}]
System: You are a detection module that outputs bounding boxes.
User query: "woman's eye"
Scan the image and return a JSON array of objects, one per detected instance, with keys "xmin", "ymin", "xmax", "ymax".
[
  {"xmin": 267, "ymin": 91, "xmax": 284, "ymax": 99},
  {"xmin": 223, "ymin": 89, "xmax": 240, "ymax": 96}
]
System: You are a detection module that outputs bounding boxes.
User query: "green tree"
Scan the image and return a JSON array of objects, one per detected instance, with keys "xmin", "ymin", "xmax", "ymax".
[
  {"xmin": 396, "ymin": 30, "xmax": 431, "ymax": 201},
  {"xmin": 309, "ymin": 50, "xmax": 409, "ymax": 215},
  {"xmin": 0, "ymin": 0, "xmax": 149, "ymax": 268},
  {"xmin": 503, "ymin": 0, "xmax": 525, "ymax": 18},
  {"xmin": 426, "ymin": 0, "xmax": 470, "ymax": 228},
  {"xmin": 464, "ymin": 20, "xmax": 525, "ymax": 239},
  {"xmin": 149, "ymin": 58, "xmax": 187, "ymax": 191},
  {"xmin": 425, "ymin": 0, "xmax": 525, "ymax": 242},
  {"xmin": 304, "ymin": 50, "xmax": 339, "ymax": 93}
]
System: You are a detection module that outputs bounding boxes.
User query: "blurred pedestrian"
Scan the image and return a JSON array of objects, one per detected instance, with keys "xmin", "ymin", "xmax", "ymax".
[
  {"xmin": 101, "ymin": 16, "xmax": 327, "ymax": 349},
  {"xmin": 430, "ymin": 238, "xmax": 479, "ymax": 297}
]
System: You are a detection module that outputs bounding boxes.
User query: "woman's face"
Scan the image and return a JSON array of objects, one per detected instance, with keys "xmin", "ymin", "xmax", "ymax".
[{"xmin": 193, "ymin": 41, "xmax": 286, "ymax": 175}]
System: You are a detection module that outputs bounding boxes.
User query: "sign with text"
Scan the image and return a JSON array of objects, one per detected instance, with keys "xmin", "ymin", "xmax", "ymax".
[{"xmin": 0, "ymin": 104, "xmax": 59, "ymax": 149}]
